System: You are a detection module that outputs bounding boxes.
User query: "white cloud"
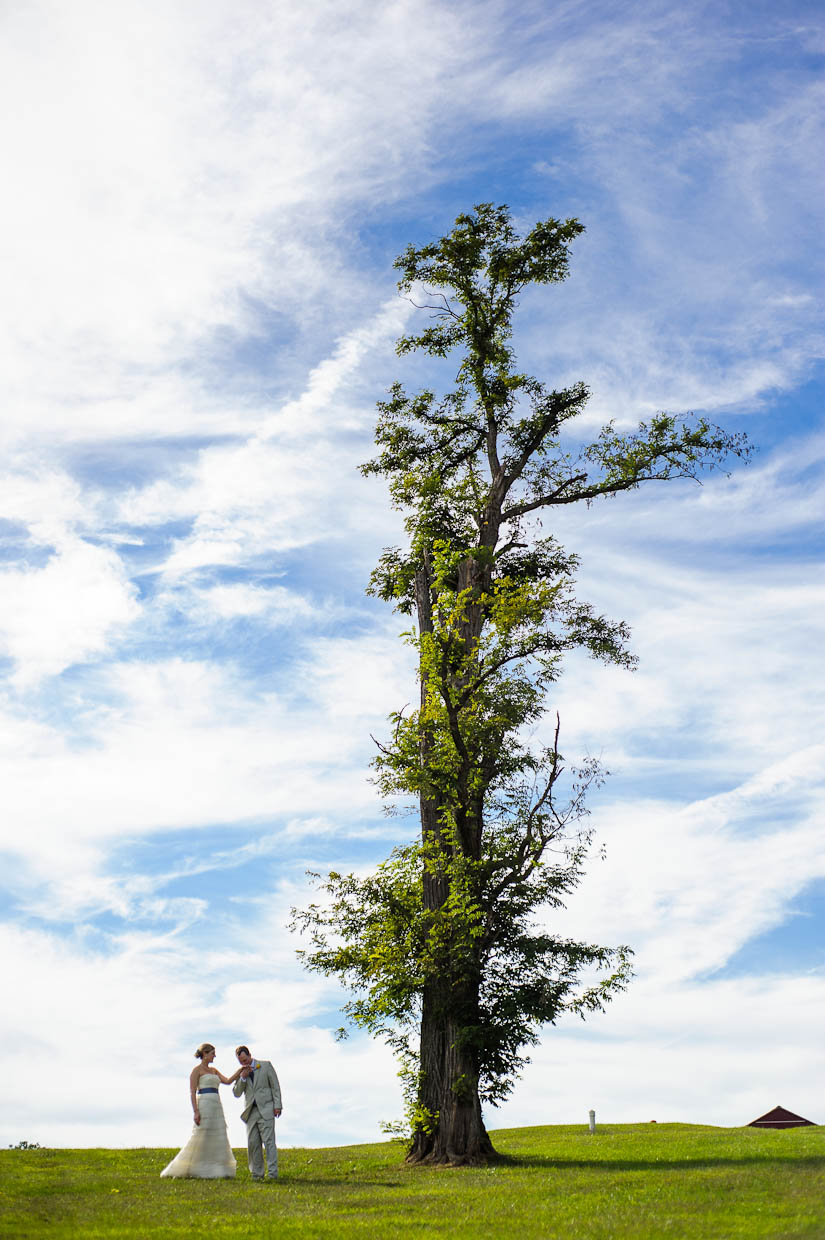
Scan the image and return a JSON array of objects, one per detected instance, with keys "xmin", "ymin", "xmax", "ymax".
[
  {"xmin": 0, "ymin": 628, "xmax": 413, "ymax": 913},
  {"xmin": 0, "ymin": 467, "xmax": 90, "ymax": 544},
  {"xmin": 198, "ymin": 583, "xmax": 314, "ymax": 622},
  {"xmin": 535, "ymin": 449, "xmax": 825, "ymax": 781},
  {"xmin": 0, "ymin": 0, "xmax": 467, "ymax": 444},
  {"xmin": 257, "ymin": 299, "xmax": 412, "ymax": 440},
  {"xmin": 0, "ymin": 537, "xmax": 140, "ymax": 686},
  {"xmin": 554, "ymin": 758, "xmax": 825, "ymax": 981},
  {"xmin": 4, "ymin": 0, "xmax": 820, "ymax": 454},
  {"xmin": 111, "ymin": 300, "xmax": 409, "ymax": 581}
]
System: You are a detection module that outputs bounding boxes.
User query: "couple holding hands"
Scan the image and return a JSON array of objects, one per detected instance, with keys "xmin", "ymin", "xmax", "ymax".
[{"xmin": 160, "ymin": 1042, "xmax": 282, "ymax": 1181}]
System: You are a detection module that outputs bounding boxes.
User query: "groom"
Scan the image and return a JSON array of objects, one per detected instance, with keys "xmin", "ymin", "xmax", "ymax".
[{"xmin": 233, "ymin": 1044, "xmax": 283, "ymax": 1181}]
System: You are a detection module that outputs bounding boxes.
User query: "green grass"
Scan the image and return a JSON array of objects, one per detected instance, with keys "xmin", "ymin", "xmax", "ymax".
[{"xmin": 2, "ymin": 1124, "xmax": 824, "ymax": 1239}]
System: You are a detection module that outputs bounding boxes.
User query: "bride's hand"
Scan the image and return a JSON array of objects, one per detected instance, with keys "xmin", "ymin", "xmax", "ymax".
[{"xmin": 193, "ymin": 1110, "xmax": 201, "ymax": 1126}]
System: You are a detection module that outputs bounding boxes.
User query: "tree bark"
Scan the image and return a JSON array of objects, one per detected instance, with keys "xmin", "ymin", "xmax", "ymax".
[
  {"xmin": 407, "ymin": 978, "xmax": 495, "ymax": 1165},
  {"xmin": 408, "ymin": 560, "xmax": 496, "ymax": 1165}
]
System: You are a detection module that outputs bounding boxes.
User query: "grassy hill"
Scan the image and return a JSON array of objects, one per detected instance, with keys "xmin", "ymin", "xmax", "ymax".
[{"xmin": 2, "ymin": 1123, "xmax": 823, "ymax": 1239}]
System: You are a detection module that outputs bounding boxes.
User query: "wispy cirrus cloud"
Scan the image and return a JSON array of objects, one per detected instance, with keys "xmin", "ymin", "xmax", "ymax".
[{"xmin": 0, "ymin": 0, "xmax": 472, "ymax": 442}]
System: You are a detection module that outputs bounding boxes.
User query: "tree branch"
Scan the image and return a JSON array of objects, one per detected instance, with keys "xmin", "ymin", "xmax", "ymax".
[
  {"xmin": 455, "ymin": 640, "xmax": 548, "ymax": 710},
  {"xmin": 502, "ymin": 474, "xmax": 643, "ymax": 522},
  {"xmin": 504, "ymin": 388, "xmax": 586, "ymax": 488}
]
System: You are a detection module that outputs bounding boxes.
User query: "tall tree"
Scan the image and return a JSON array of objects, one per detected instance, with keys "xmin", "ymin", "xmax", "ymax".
[{"xmin": 293, "ymin": 205, "xmax": 750, "ymax": 1165}]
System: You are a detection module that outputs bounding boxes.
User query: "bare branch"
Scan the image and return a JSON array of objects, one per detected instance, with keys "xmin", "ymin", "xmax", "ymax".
[
  {"xmin": 421, "ymin": 287, "xmax": 461, "ymax": 320},
  {"xmin": 393, "ymin": 704, "xmax": 410, "ymax": 747},
  {"xmin": 525, "ymin": 713, "xmax": 563, "ymax": 830},
  {"xmin": 502, "ymin": 474, "xmax": 638, "ymax": 522},
  {"xmin": 454, "ymin": 640, "xmax": 548, "ymax": 710},
  {"xmin": 494, "ymin": 540, "xmax": 528, "ymax": 559},
  {"xmin": 504, "ymin": 390, "xmax": 587, "ymax": 489}
]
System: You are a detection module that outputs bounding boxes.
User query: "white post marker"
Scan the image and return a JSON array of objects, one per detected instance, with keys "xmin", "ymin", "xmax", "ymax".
[{"xmin": 589, "ymin": 1109, "xmax": 596, "ymax": 1134}]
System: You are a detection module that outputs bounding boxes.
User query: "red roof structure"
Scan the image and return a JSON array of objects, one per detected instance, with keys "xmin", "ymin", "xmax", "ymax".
[{"xmin": 748, "ymin": 1105, "xmax": 816, "ymax": 1129}]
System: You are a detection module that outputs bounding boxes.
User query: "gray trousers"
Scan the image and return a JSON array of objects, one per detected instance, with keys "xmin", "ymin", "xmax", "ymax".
[{"xmin": 245, "ymin": 1105, "xmax": 278, "ymax": 1179}]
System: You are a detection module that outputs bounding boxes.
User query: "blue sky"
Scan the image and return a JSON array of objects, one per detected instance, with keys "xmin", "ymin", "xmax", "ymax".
[{"xmin": 1, "ymin": 0, "xmax": 824, "ymax": 1148}]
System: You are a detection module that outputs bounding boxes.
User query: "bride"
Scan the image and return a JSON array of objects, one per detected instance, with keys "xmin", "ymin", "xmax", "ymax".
[{"xmin": 160, "ymin": 1043, "xmax": 241, "ymax": 1179}]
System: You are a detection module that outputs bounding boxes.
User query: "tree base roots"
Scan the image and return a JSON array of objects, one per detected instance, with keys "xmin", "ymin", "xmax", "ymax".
[{"xmin": 405, "ymin": 1135, "xmax": 497, "ymax": 1167}]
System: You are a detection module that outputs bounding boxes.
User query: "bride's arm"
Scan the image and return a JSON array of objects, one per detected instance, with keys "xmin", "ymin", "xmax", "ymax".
[
  {"xmin": 214, "ymin": 1067, "xmax": 242, "ymax": 1085},
  {"xmin": 189, "ymin": 1067, "xmax": 202, "ymax": 1126}
]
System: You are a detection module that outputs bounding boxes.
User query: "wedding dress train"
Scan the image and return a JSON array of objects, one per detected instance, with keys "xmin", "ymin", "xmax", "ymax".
[{"xmin": 160, "ymin": 1080, "xmax": 236, "ymax": 1179}]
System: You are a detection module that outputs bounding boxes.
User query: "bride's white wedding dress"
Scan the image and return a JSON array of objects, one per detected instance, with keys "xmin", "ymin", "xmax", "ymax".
[{"xmin": 160, "ymin": 1072, "xmax": 236, "ymax": 1179}]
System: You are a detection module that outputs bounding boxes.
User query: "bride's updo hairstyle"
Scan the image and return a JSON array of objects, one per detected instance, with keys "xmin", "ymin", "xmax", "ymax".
[{"xmin": 195, "ymin": 1043, "xmax": 215, "ymax": 1060}]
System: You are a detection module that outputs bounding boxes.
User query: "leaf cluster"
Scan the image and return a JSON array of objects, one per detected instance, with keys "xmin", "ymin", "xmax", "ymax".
[{"xmin": 292, "ymin": 754, "xmax": 633, "ymax": 1109}]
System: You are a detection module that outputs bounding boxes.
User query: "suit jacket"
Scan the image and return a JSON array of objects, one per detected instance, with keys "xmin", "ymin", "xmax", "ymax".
[{"xmin": 232, "ymin": 1059, "xmax": 282, "ymax": 1124}]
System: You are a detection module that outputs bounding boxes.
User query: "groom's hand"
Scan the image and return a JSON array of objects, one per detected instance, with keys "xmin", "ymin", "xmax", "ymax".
[{"xmin": 274, "ymin": 1108, "xmax": 282, "ymax": 1118}]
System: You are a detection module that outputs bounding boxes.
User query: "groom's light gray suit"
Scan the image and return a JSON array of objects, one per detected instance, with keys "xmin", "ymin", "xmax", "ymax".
[{"xmin": 232, "ymin": 1059, "xmax": 282, "ymax": 1180}]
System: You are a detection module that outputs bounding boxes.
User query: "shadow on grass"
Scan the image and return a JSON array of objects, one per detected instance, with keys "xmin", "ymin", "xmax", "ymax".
[
  {"xmin": 235, "ymin": 1178, "xmax": 406, "ymax": 1189},
  {"xmin": 495, "ymin": 1153, "xmax": 825, "ymax": 1172}
]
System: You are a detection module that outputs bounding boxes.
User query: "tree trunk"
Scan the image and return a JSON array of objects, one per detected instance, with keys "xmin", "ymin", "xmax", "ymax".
[
  {"xmin": 408, "ymin": 560, "xmax": 496, "ymax": 1165},
  {"xmin": 409, "ymin": 778, "xmax": 494, "ymax": 1163},
  {"xmin": 406, "ymin": 978, "xmax": 495, "ymax": 1165}
]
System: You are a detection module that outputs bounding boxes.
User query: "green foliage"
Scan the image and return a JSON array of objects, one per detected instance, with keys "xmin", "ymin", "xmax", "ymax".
[
  {"xmin": 293, "ymin": 204, "xmax": 750, "ymax": 1149},
  {"xmin": 295, "ymin": 819, "xmax": 632, "ymax": 1109}
]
